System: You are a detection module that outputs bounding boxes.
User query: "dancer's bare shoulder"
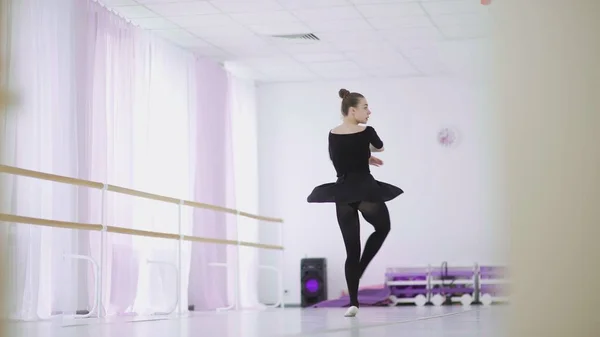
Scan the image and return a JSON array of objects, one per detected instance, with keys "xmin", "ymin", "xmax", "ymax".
[{"xmin": 330, "ymin": 124, "xmax": 367, "ymax": 135}]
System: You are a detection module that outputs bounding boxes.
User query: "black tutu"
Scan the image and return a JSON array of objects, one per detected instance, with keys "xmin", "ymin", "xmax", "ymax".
[{"xmin": 307, "ymin": 172, "xmax": 403, "ymax": 204}]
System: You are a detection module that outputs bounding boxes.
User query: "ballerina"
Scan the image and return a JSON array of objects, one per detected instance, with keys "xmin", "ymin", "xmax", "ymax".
[{"xmin": 307, "ymin": 88, "xmax": 403, "ymax": 317}]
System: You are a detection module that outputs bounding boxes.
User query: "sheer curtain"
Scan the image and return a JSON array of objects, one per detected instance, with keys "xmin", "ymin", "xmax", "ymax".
[
  {"xmin": 72, "ymin": 0, "xmax": 198, "ymax": 317},
  {"xmin": 2, "ymin": 0, "xmax": 80, "ymax": 320},
  {"xmin": 227, "ymin": 72, "xmax": 263, "ymax": 309},
  {"xmin": 186, "ymin": 58, "xmax": 232, "ymax": 311},
  {"xmin": 0, "ymin": 0, "xmax": 8, "ymax": 323},
  {"xmin": 1, "ymin": 0, "xmax": 236, "ymax": 320},
  {"xmin": 73, "ymin": 2, "xmax": 139, "ymax": 316}
]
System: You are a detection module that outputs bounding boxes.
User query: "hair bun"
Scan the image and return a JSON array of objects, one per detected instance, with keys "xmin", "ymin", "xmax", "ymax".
[{"xmin": 338, "ymin": 88, "xmax": 350, "ymax": 99}]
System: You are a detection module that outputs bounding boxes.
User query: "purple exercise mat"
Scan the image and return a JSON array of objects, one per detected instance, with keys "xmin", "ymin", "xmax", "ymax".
[
  {"xmin": 312, "ymin": 287, "xmax": 392, "ymax": 308},
  {"xmin": 385, "ymin": 272, "xmax": 428, "ymax": 278}
]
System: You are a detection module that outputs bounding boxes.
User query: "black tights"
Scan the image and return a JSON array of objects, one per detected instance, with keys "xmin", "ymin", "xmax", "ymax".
[{"xmin": 336, "ymin": 201, "xmax": 391, "ymax": 307}]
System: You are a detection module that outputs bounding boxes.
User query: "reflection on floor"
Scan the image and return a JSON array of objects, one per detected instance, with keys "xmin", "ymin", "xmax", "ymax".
[{"xmin": 8, "ymin": 305, "xmax": 506, "ymax": 337}]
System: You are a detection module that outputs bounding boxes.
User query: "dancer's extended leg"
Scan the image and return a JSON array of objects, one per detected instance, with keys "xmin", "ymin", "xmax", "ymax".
[{"xmin": 357, "ymin": 201, "xmax": 391, "ymax": 279}]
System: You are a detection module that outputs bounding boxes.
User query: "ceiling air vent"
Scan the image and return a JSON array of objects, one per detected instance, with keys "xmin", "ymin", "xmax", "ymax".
[{"xmin": 271, "ymin": 33, "xmax": 320, "ymax": 41}]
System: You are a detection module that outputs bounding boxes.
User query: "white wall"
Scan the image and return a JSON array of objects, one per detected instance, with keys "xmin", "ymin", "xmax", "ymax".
[{"xmin": 256, "ymin": 77, "xmax": 506, "ymax": 305}]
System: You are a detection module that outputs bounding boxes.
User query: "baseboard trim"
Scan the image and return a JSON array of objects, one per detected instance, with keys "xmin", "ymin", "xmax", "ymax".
[
  {"xmin": 54, "ymin": 304, "xmax": 304, "ymax": 315},
  {"xmin": 264, "ymin": 303, "xmax": 302, "ymax": 308},
  {"xmin": 283, "ymin": 304, "xmax": 302, "ymax": 308},
  {"xmin": 51, "ymin": 310, "xmax": 91, "ymax": 315}
]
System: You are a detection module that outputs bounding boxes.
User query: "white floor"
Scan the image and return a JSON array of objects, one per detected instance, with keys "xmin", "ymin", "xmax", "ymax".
[{"xmin": 8, "ymin": 306, "xmax": 505, "ymax": 337}]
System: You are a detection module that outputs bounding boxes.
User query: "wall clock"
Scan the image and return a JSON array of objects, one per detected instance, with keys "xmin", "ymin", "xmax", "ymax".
[{"xmin": 437, "ymin": 127, "xmax": 459, "ymax": 148}]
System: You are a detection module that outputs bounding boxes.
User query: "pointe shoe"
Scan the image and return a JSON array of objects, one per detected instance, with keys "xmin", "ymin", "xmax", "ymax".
[{"xmin": 344, "ymin": 306, "xmax": 359, "ymax": 317}]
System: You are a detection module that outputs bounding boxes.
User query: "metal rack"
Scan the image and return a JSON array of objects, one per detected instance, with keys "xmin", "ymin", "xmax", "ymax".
[
  {"xmin": 385, "ymin": 263, "xmax": 509, "ymax": 306},
  {"xmin": 385, "ymin": 266, "xmax": 431, "ymax": 307},
  {"xmin": 477, "ymin": 265, "xmax": 510, "ymax": 305},
  {"xmin": 429, "ymin": 264, "xmax": 477, "ymax": 306}
]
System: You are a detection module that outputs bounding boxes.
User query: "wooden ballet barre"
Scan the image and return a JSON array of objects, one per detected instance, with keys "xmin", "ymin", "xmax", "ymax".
[
  {"xmin": 0, "ymin": 213, "xmax": 104, "ymax": 231},
  {"xmin": 0, "ymin": 164, "xmax": 104, "ymax": 189},
  {"xmin": 0, "ymin": 164, "xmax": 284, "ymax": 223},
  {"xmin": 107, "ymin": 184, "xmax": 182, "ymax": 205},
  {"xmin": 238, "ymin": 211, "xmax": 283, "ymax": 223},
  {"xmin": 183, "ymin": 200, "xmax": 238, "ymax": 216},
  {"xmin": 0, "ymin": 213, "xmax": 284, "ymax": 250}
]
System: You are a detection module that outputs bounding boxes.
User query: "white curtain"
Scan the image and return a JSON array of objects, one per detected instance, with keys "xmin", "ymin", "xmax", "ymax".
[
  {"xmin": 2, "ymin": 0, "xmax": 79, "ymax": 320},
  {"xmin": 74, "ymin": 2, "xmax": 198, "ymax": 317},
  {"xmin": 124, "ymin": 31, "xmax": 196, "ymax": 317},
  {"xmin": 1, "ymin": 0, "xmax": 269, "ymax": 321},
  {"xmin": 227, "ymin": 73, "xmax": 263, "ymax": 309},
  {"xmin": 1, "ymin": 0, "xmax": 199, "ymax": 319}
]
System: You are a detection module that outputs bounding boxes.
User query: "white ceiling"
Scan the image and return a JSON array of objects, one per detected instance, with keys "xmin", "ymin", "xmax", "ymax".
[{"xmin": 100, "ymin": 0, "xmax": 493, "ymax": 82}]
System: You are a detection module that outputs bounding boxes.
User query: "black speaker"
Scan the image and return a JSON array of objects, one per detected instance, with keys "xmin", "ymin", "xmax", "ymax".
[{"xmin": 300, "ymin": 258, "xmax": 327, "ymax": 308}]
